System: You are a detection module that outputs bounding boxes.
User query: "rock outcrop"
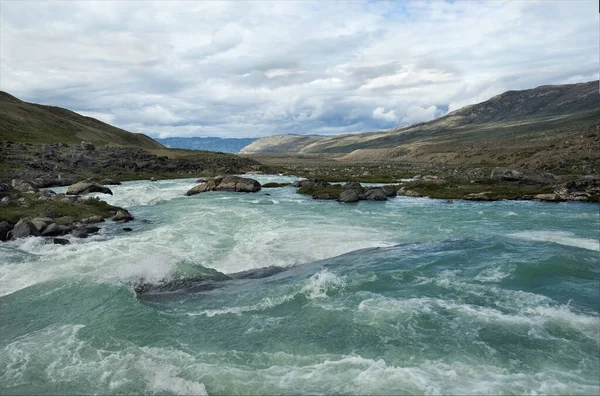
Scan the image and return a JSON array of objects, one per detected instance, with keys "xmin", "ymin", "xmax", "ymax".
[{"xmin": 186, "ymin": 176, "xmax": 261, "ymax": 196}]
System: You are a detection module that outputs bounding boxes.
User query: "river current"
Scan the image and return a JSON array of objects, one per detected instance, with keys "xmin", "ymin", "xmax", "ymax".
[{"xmin": 1, "ymin": 175, "xmax": 598, "ymax": 395}]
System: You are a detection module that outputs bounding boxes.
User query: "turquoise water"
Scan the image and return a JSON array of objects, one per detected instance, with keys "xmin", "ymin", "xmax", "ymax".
[{"xmin": 1, "ymin": 176, "xmax": 598, "ymax": 395}]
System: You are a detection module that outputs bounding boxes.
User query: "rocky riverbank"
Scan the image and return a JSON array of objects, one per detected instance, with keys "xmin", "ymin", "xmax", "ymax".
[
  {"xmin": 291, "ymin": 170, "xmax": 600, "ymax": 203},
  {"xmin": 0, "ymin": 178, "xmax": 134, "ymax": 243},
  {"xmin": 0, "ymin": 141, "xmax": 270, "ymax": 187}
]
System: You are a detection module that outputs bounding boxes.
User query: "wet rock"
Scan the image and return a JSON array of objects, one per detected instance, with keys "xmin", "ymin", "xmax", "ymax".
[
  {"xmin": 123, "ymin": 227, "xmax": 133, "ymax": 232},
  {"xmin": 41, "ymin": 223, "xmax": 72, "ymax": 237},
  {"xmin": 364, "ymin": 188, "xmax": 387, "ymax": 201},
  {"xmin": 8, "ymin": 221, "xmax": 41, "ymax": 239},
  {"xmin": 381, "ymin": 185, "xmax": 398, "ymax": 197},
  {"xmin": 112, "ymin": 210, "xmax": 134, "ymax": 222},
  {"xmin": 403, "ymin": 190, "xmax": 424, "ymax": 197},
  {"xmin": 342, "ymin": 182, "xmax": 363, "ymax": 190},
  {"xmin": 53, "ymin": 238, "xmax": 70, "ymax": 245},
  {"xmin": 30, "ymin": 217, "xmax": 54, "ymax": 232},
  {"xmin": 67, "ymin": 181, "xmax": 112, "ymax": 195},
  {"xmin": 81, "ymin": 215, "xmax": 105, "ymax": 224},
  {"xmin": 186, "ymin": 176, "xmax": 261, "ymax": 196},
  {"xmin": 0, "ymin": 221, "xmax": 12, "ymax": 241},
  {"xmin": 338, "ymin": 188, "xmax": 361, "ymax": 203}
]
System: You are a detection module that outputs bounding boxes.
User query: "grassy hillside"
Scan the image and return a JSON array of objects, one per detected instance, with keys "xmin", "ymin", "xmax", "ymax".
[{"xmin": 0, "ymin": 91, "xmax": 163, "ymax": 149}]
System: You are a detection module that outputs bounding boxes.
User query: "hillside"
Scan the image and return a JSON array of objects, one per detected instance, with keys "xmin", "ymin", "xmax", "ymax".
[
  {"xmin": 240, "ymin": 81, "xmax": 600, "ymax": 155},
  {"xmin": 0, "ymin": 91, "xmax": 164, "ymax": 149},
  {"xmin": 156, "ymin": 137, "xmax": 258, "ymax": 153}
]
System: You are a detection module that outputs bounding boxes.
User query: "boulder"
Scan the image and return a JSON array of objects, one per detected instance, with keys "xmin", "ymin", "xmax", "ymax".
[
  {"xmin": 186, "ymin": 176, "xmax": 261, "ymax": 196},
  {"xmin": 403, "ymin": 190, "xmax": 424, "ymax": 197},
  {"xmin": 11, "ymin": 179, "xmax": 39, "ymax": 193},
  {"xmin": 72, "ymin": 225, "xmax": 101, "ymax": 238},
  {"xmin": 364, "ymin": 188, "xmax": 388, "ymax": 201},
  {"xmin": 123, "ymin": 227, "xmax": 133, "ymax": 232},
  {"xmin": 41, "ymin": 223, "xmax": 72, "ymax": 237},
  {"xmin": 112, "ymin": 210, "xmax": 134, "ymax": 222},
  {"xmin": 8, "ymin": 221, "xmax": 41, "ymax": 239},
  {"xmin": 67, "ymin": 181, "xmax": 112, "ymax": 195},
  {"xmin": 338, "ymin": 189, "xmax": 361, "ymax": 203},
  {"xmin": 0, "ymin": 221, "xmax": 12, "ymax": 241},
  {"xmin": 381, "ymin": 185, "xmax": 398, "ymax": 197},
  {"xmin": 80, "ymin": 141, "xmax": 95, "ymax": 151},
  {"xmin": 30, "ymin": 217, "xmax": 54, "ymax": 232},
  {"xmin": 53, "ymin": 238, "xmax": 70, "ymax": 245},
  {"xmin": 81, "ymin": 215, "xmax": 105, "ymax": 224},
  {"xmin": 312, "ymin": 192, "xmax": 339, "ymax": 200}
]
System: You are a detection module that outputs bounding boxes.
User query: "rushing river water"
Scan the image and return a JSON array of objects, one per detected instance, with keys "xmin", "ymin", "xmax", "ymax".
[{"xmin": 1, "ymin": 175, "xmax": 599, "ymax": 395}]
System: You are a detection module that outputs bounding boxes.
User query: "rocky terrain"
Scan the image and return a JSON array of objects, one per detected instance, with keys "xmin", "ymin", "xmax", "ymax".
[
  {"xmin": 0, "ymin": 178, "xmax": 134, "ymax": 243},
  {"xmin": 0, "ymin": 141, "xmax": 269, "ymax": 187},
  {"xmin": 240, "ymin": 81, "xmax": 600, "ymax": 179}
]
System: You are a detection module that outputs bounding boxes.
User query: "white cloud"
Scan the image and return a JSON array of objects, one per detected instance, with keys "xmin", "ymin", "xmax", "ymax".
[
  {"xmin": 0, "ymin": 0, "xmax": 596, "ymax": 138},
  {"xmin": 372, "ymin": 107, "xmax": 399, "ymax": 124}
]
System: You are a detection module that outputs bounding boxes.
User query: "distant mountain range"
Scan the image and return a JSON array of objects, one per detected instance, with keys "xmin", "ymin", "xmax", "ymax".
[
  {"xmin": 0, "ymin": 91, "xmax": 164, "ymax": 149},
  {"xmin": 155, "ymin": 137, "xmax": 258, "ymax": 153},
  {"xmin": 240, "ymin": 81, "xmax": 600, "ymax": 156}
]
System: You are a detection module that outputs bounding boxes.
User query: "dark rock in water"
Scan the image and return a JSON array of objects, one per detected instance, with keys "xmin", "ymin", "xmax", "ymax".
[
  {"xmin": 313, "ymin": 192, "xmax": 338, "ymax": 200},
  {"xmin": 85, "ymin": 225, "xmax": 101, "ymax": 234},
  {"xmin": 364, "ymin": 187, "xmax": 388, "ymax": 201},
  {"xmin": 123, "ymin": 227, "xmax": 133, "ymax": 232},
  {"xmin": 134, "ymin": 265, "xmax": 289, "ymax": 299},
  {"xmin": 8, "ymin": 221, "xmax": 41, "ymax": 239},
  {"xmin": 112, "ymin": 210, "xmax": 134, "ymax": 222},
  {"xmin": 338, "ymin": 188, "xmax": 360, "ymax": 203},
  {"xmin": 82, "ymin": 215, "xmax": 105, "ymax": 224},
  {"xmin": 186, "ymin": 176, "xmax": 261, "ymax": 196},
  {"xmin": 67, "ymin": 181, "xmax": 113, "ymax": 195},
  {"xmin": 53, "ymin": 238, "xmax": 70, "ymax": 245},
  {"xmin": 41, "ymin": 223, "xmax": 72, "ymax": 237},
  {"xmin": 0, "ymin": 221, "xmax": 12, "ymax": 241},
  {"xmin": 382, "ymin": 185, "xmax": 398, "ymax": 197}
]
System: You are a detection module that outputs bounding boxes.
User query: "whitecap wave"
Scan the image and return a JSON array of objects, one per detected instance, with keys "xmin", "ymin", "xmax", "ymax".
[{"xmin": 509, "ymin": 231, "xmax": 599, "ymax": 251}]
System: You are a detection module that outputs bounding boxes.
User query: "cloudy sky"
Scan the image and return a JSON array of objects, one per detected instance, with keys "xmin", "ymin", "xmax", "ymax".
[{"xmin": 1, "ymin": 1, "xmax": 598, "ymax": 138}]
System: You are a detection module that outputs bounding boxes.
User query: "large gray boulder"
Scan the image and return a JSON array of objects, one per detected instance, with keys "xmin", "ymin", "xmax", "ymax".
[
  {"xmin": 112, "ymin": 210, "xmax": 134, "ymax": 222},
  {"xmin": 67, "ymin": 181, "xmax": 113, "ymax": 195},
  {"xmin": 364, "ymin": 187, "xmax": 388, "ymax": 201},
  {"xmin": 0, "ymin": 221, "xmax": 12, "ymax": 241},
  {"xmin": 338, "ymin": 189, "xmax": 361, "ymax": 203},
  {"xmin": 8, "ymin": 221, "xmax": 41, "ymax": 239},
  {"xmin": 186, "ymin": 176, "xmax": 261, "ymax": 196},
  {"xmin": 30, "ymin": 217, "xmax": 54, "ymax": 232},
  {"xmin": 342, "ymin": 182, "xmax": 363, "ymax": 190},
  {"xmin": 41, "ymin": 223, "xmax": 72, "ymax": 237}
]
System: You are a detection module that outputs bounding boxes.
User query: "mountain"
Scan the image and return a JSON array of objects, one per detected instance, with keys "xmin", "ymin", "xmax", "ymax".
[
  {"xmin": 239, "ymin": 81, "xmax": 600, "ymax": 155},
  {"xmin": 0, "ymin": 91, "xmax": 164, "ymax": 149},
  {"xmin": 155, "ymin": 137, "xmax": 258, "ymax": 153}
]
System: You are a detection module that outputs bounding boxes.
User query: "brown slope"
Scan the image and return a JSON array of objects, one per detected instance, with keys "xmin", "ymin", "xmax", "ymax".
[
  {"xmin": 0, "ymin": 91, "xmax": 164, "ymax": 149},
  {"xmin": 240, "ymin": 80, "xmax": 600, "ymax": 155}
]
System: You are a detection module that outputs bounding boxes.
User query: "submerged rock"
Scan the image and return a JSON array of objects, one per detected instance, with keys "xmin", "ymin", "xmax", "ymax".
[{"xmin": 53, "ymin": 238, "xmax": 70, "ymax": 245}]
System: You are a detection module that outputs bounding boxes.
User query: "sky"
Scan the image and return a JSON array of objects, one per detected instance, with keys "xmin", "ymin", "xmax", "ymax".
[{"xmin": 1, "ymin": 0, "xmax": 598, "ymax": 139}]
